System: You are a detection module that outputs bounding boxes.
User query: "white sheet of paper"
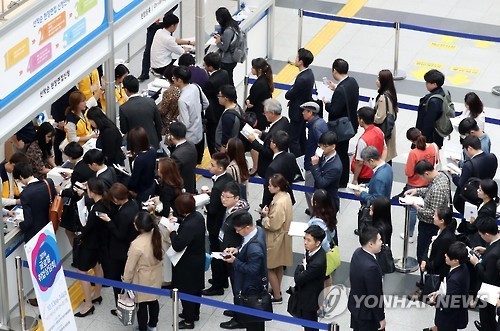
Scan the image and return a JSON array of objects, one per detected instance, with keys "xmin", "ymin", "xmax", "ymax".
[
  {"xmin": 295, "ymin": 156, "xmax": 306, "ymax": 181},
  {"xmin": 399, "ymin": 196, "xmax": 425, "ymax": 206},
  {"xmin": 315, "ymin": 147, "xmax": 324, "ymax": 158},
  {"xmin": 77, "ymin": 197, "xmax": 88, "ymax": 227},
  {"xmin": 477, "ymin": 282, "xmax": 500, "ymax": 306},
  {"xmin": 211, "ymin": 252, "xmax": 228, "ymax": 260},
  {"xmin": 445, "ymin": 162, "xmax": 462, "ymax": 175},
  {"xmin": 194, "ymin": 193, "xmax": 210, "ymax": 208},
  {"xmin": 316, "ymin": 83, "xmax": 333, "ymax": 101},
  {"xmin": 240, "ymin": 123, "xmax": 263, "ymax": 144},
  {"xmin": 347, "ymin": 183, "xmax": 368, "ymax": 193},
  {"xmin": 288, "ymin": 222, "xmax": 308, "ymax": 237},
  {"xmin": 439, "ymin": 278, "xmax": 447, "ymax": 296},
  {"xmin": 159, "ymin": 217, "xmax": 179, "ymax": 231},
  {"xmin": 464, "ymin": 202, "xmax": 478, "ymax": 221},
  {"xmin": 166, "ymin": 246, "xmax": 187, "ymax": 267}
]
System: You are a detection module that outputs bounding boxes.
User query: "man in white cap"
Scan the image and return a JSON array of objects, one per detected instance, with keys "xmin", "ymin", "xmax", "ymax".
[{"xmin": 301, "ymin": 101, "xmax": 329, "ymax": 213}]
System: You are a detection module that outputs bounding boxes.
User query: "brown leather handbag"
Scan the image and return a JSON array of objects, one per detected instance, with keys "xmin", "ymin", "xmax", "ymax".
[{"xmin": 44, "ymin": 179, "xmax": 62, "ymax": 231}]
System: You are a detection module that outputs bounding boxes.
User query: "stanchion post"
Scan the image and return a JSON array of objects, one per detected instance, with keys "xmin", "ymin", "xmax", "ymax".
[
  {"xmin": 11, "ymin": 257, "xmax": 37, "ymax": 331},
  {"xmin": 172, "ymin": 288, "xmax": 179, "ymax": 331},
  {"xmin": 392, "ymin": 21, "xmax": 406, "ymax": 80},
  {"xmin": 297, "ymin": 8, "xmax": 304, "ymax": 50},
  {"xmin": 394, "ymin": 205, "xmax": 418, "ymax": 273},
  {"xmin": 243, "ymin": 74, "xmax": 249, "ymax": 106},
  {"xmin": 492, "ymin": 86, "xmax": 500, "ymax": 96},
  {"xmin": 328, "ymin": 322, "xmax": 340, "ymax": 331}
]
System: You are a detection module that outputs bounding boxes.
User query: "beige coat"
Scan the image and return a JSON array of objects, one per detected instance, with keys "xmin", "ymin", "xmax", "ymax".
[
  {"xmin": 123, "ymin": 231, "xmax": 163, "ymax": 303},
  {"xmin": 374, "ymin": 94, "xmax": 398, "ymax": 162},
  {"xmin": 262, "ymin": 191, "xmax": 293, "ymax": 269}
]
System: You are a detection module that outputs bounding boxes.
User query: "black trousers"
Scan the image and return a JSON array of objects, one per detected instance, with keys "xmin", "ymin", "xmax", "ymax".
[
  {"xmin": 416, "ymin": 221, "xmax": 439, "ymax": 263},
  {"xmin": 181, "ymin": 291, "xmax": 201, "ymax": 323},
  {"xmin": 289, "ymin": 120, "xmax": 306, "ymax": 157},
  {"xmin": 350, "ymin": 315, "xmax": 382, "ymax": 331},
  {"xmin": 140, "ymin": 23, "xmax": 162, "ymax": 76},
  {"xmin": 208, "ymin": 233, "xmax": 228, "ymax": 290},
  {"xmin": 221, "ymin": 62, "xmax": 237, "ymax": 87},
  {"xmin": 195, "ymin": 138, "xmax": 205, "ymax": 165},
  {"xmin": 206, "ymin": 121, "xmax": 218, "ymax": 156},
  {"xmin": 54, "ymin": 129, "xmax": 66, "ymax": 165},
  {"xmin": 137, "ymin": 300, "xmax": 159, "ymax": 331},
  {"xmin": 479, "ymin": 301, "xmax": 497, "ymax": 331},
  {"xmin": 106, "ymin": 257, "xmax": 126, "ymax": 306},
  {"xmin": 297, "ymin": 309, "xmax": 318, "ymax": 331},
  {"xmin": 336, "ymin": 139, "xmax": 350, "ymax": 187},
  {"xmin": 245, "ymin": 322, "xmax": 265, "ymax": 331}
]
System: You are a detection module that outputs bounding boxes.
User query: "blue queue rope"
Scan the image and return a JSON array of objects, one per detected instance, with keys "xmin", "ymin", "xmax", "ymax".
[{"xmin": 20, "ymin": 261, "xmax": 331, "ymax": 330}]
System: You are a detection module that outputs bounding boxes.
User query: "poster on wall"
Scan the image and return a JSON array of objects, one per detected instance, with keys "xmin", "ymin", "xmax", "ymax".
[
  {"xmin": 0, "ymin": 0, "xmax": 107, "ymax": 110},
  {"xmin": 113, "ymin": 0, "xmax": 142, "ymax": 21},
  {"xmin": 24, "ymin": 223, "xmax": 76, "ymax": 331}
]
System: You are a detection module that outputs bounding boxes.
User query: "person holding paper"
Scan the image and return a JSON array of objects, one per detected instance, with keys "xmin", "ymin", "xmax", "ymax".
[
  {"xmin": 168, "ymin": 122, "xmax": 198, "ymax": 194},
  {"xmin": 425, "ymin": 242, "xmax": 470, "ymax": 331},
  {"xmin": 123, "ymin": 211, "xmax": 163, "ymax": 331},
  {"xmin": 167, "ymin": 194, "xmax": 206, "ymax": 329},
  {"xmin": 215, "ymin": 84, "xmax": 243, "ymax": 153},
  {"xmin": 24, "ymin": 122, "xmax": 56, "ymax": 179},
  {"xmin": 1, "ymin": 152, "xmax": 28, "ymax": 208},
  {"xmin": 246, "ymin": 58, "xmax": 273, "ymax": 132},
  {"xmin": 469, "ymin": 217, "xmax": 500, "ymax": 331},
  {"xmin": 83, "ymin": 149, "xmax": 117, "ymax": 191},
  {"xmin": 127, "ymin": 127, "xmax": 157, "ymax": 203}
]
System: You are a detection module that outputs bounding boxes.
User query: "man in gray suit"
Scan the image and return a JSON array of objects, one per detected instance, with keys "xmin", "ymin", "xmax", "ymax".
[
  {"xmin": 167, "ymin": 122, "xmax": 197, "ymax": 194},
  {"xmin": 120, "ymin": 75, "xmax": 162, "ymax": 150}
]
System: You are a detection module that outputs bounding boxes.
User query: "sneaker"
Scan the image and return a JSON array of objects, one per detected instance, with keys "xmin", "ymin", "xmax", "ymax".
[{"xmin": 399, "ymin": 233, "xmax": 414, "ymax": 243}]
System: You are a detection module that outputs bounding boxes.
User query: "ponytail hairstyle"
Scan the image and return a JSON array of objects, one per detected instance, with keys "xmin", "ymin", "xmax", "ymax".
[
  {"xmin": 480, "ymin": 178, "xmax": 499, "ymax": 204},
  {"xmin": 251, "ymin": 58, "xmax": 274, "ymax": 93},
  {"xmin": 436, "ymin": 206, "xmax": 457, "ymax": 232},
  {"xmin": 134, "ymin": 211, "xmax": 163, "ymax": 261},
  {"xmin": 406, "ymin": 127, "xmax": 427, "ymax": 151}
]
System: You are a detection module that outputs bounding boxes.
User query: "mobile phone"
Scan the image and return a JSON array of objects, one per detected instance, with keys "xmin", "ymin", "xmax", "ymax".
[
  {"xmin": 322, "ymin": 77, "xmax": 328, "ymax": 85},
  {"xmin": 95, "ymin": 211, "xmax": 107, "ymax": 217},
  {"xmin": 222, "ymin": 253, "xmax": 232, "ymax": 259},
  {"xmin": 466, "ymin": 246, "xmax": 481, "ymax": 260}
]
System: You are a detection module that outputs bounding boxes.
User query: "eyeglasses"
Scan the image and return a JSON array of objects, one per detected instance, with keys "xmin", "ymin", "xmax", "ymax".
[
  {"xmin": 221, "ymin": 194, "xmax": 235, "ymax": 200},
  {"xmin": 235, "ymin": 226, "xmax": 248, "ymax": 234}
]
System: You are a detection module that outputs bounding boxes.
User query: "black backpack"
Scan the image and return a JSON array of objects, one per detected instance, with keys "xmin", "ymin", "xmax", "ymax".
[
  {"xmin": 374, "ymin": 93, "xmax": 396, "ymax": 140},
  {"xmin": 459, "ymin": 160, "xmax": 482, "ymax": 205}
]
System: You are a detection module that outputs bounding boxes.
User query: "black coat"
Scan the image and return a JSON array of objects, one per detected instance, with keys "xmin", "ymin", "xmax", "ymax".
[
  {"xmin": 424, "ymin": 226, "xmax": 456, "ymax": 281},
  {"xmin": 155, "ymin": 183, "xmax": 180, "ymax": 217},
  {"xmin": 81, "ymin": 200, "xmax": 109, "ymax": 251},
  {"xmin": 246, "ymin": 75, "xmax": 272, "ymax": 130},
  {"xmin": 203, "ymin": 69, "xmax": 230, "ymax": 125},
  {"xmin": 475, "ymin": 239, "xmax": 500, "ymax": 286},
  {"xmin": 106, "ymin": 199, "xmax": 139, "ymax": 262},
  {"xmin": 285, "ymin": 68, "xmax": 314, "ymax": 123},
  {"xmin": 171, "ymin": 141, "xmax": 197, "ymax": 194},
  {"xmin": 293, "ymin": 249, "xmax": 327, "ymax": 311},
  {"xmin": 19, "ymin": 179, "xmax": 56, "ymax": 242},
  {"xmin": 170, "ymin": 211, "xmax": 206, "ymax": 293},
  {"xmin": 97, "ymin": 167, "xmax": 117, "ymax": 191},
  {"xmin": 325, "ymin": 76, "xmax": 360, "ymax": 130},
  {"xmin": 250, "ymin": 117, "xmax": 290, "ymax": 178},
  {"xmin": 95, "ymin": 124, "xmax": 125, "ymax": 166},
  {"xmin": 220, "ymin": 209, "xmax": 248, "ymax": 250},
  {"xmin": 434, "ymin": 263, "xmax": 470, "ymax": 330},
  {"xmin": 206, "ymin": 173, "xmax": 235, "ymax": 235},
  {"xmin": 262, "ymin": 152, "xmax": 301, "ymax": 207},
  {"xmin": 348, "ymin": 248, "xmax": 385, "ymax": 325}
]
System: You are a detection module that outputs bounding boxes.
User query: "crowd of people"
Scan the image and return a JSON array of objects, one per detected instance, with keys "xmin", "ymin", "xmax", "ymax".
[{"xmin": 2, "ymin": 6, "xmax": 500, "ymax": 331}]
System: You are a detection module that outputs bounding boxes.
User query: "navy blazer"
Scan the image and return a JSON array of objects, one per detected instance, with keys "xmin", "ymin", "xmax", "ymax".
[
  {"xmin": 232, "ymin": 227, "xmax": 267, "ymax": 295},
  {"xmin": 434, "ymin": 263, "xmax": 470, "ymax": 330},
  {"xmin": 325, "ymin": 76, "xmax": 360, "ymax": 130},
  {"xmin": 285, "ymin": 68, "xmax": 314, "ymax": 123},
  {"xmin": 310, "ymin": 153, "xmax": 343, "ymax": 210},
  {"xmin": 452, "ymin": 152, "xmax": 498, "ymax": 189},
  {"xmin": 262, "ymin": 152, "xmax": 301, "ymax": 207},
  {"xmin": 360, "ymin": 163, "xmax": 393, "ymax": 205},
  {"xmin": 348, "ymin": 247, "xmax": 385, "ymax": 324},
  {"xmin": 475, "ymin": 239, "xmax": 500, "ymax": 287}
]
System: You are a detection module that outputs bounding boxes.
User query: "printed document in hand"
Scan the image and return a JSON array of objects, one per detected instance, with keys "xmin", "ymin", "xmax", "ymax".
[
  {"xmin": 211, "ymin": 252, "xmax": 229, "ymax": 260},
  {"xmin": 114, "ymin": 163, "xmax": 131, "ymax": 176},
  {"xmin": 194, "ymin": 193, "xmax": 210, "ymax": 208},
  {"xmin": 166, "ymin": 246, "xmax": 187, "ymax": 267},
  {"xmin": 464, "ymin": 202, "xmax": 478, "ymax": 221},
  {"xmin": 347, "ymin": 183, "xmax": 368, "ymax": 193},
  {"xmin": 240, "ymin": 123, "xmax": 263, "ymax": 144},
  {"xmin": 159, "ymin": 217, "xmax": 179, "ymax": 231},
  {"xmin": 288, "ymin": 222, "xmax": 309, "ymax": 237},
  {"xmin": 439, "ymin": 278, "xmax": 447, "ymax": 295},
  {"xmin": 445, "ymin": 162, "xmax": 461, "ymax": 175},
  {"xmin": 399, "ymin": 195, "xmax": 425, "ymax": 206},
  {"xmin": 477, "ymin": 283, "xmax": 500, "ymax": 306},
  {"xmin": 316, "ymin": 83, "xmax": 333, "ymax": 101}
]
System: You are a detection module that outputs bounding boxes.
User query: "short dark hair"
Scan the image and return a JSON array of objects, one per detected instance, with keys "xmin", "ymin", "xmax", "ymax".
[
  {"xmin": 174, "ymin": 193, "xmax": 196, "ymax": 216},
  {"xmin": 359, "ymin": 225, "xmax": 380, "ymax": 246},
  {"xmin": 8, "ymin": 152, "xmax": 29, "ymax": 165},
  {"xmin": 123, "ymin": 75, "xmax": 139, "ymax": 93},
  {"xmin": 178, "ymin": 53, "xmax": 195, "ymax": 66},
  {"xmin": 220, "ymin": 84, "xmax": 237, "ymax": 103},
  {"xmin": 172, "ymin": 65, "xmax": 191, "ymax": 84},
  {"xmin": 13, "ymin": 162, "xmax": 33, "ymax": 180},
  {"xmin": 63, "ymin": 142, "xmax": 84, "ymax": 159},
  {"xmin": 357, "ymin": 106, "xmax": 375, "ymax": 125},
  {"xmin": 446, "ymin": 241, "xmax": 468, "ymax": 263},
  {"xmin": 163, "ymin": 65, "xmax": 175, "ymax": 83},
  {"xmin": 271, "ymin": 130, "xmax": 289, "ymax": 152},
  {"xmin": 232, "ymin": 211, "xmax": 253, "ymax": 228},
  {"xmin": 168, "ymin": 121, "xmax": 186, "ymax": 139},
  {"xmin": 87, "ymin": 177, "xmax": 106, "ymax": 196},
  {"xmin": 83, "ymin": 149, "xmax": 105, "ymax": 166},
  {"xmin": 318, "ymin": 131, "xmax": 337, "ymax": 146},
  {"xmin": 462, "ymin": 135, "xmax": 481, "ymax": 150},
  {"xmin": 222, "ymin": 181, "xmax": 241, "ymax": 198},
  {"xmin": 115, "ymin": 64, "xmax": 129, "ymax": 79},
  {"xmin": 163, "ymin": 13, "xmax": 179, "ymax": 28},
  {"xmin": 297, "ymin": 48, "xmax": 314, "ymax": 67},
  {"xmin": 332, "ymin": 58, "xmax": 349, "ymax": 75},
  {"xmin": 414, "ymin": 160, "xmax": 434, "ymax": 175},
  {"xmin": 128, "ymin": 126, "xmax": 150, "ymax": 153},
  {"xmin": 424, "ymin": 69, "xmax": 445, "ymax": 87},
  {"xmin": 458, "ymin": 117, "xmax": 479, "ymax": 136},
  {"xmin": 211, "ymin": 152, "xmax": 230, "ymax": 170},
  {"xmin": 203, "ymin": 52, "xmax": 221, "ymax": 70},
  {"xmin": 305, "ymin": 225, "xmax": 326, "ymax": 243},
  {"xmin": 477, "ymin": 216, "xmax": 498, "ymax": 235}
]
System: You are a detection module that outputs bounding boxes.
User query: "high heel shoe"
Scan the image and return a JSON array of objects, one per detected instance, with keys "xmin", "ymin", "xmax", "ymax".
[
  {"xmin": 91, "ymin": 296, "xmax": 102, "ymax": 305},
  {"xmin": 74, "ymin": 305, "xmax": 95, "ymax": 317}
]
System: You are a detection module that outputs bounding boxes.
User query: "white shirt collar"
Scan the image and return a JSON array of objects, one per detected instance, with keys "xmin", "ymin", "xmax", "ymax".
[
  {"xmin": 175, "ymin": 139, "xmax": 187, "ymax": 147},
  {"xmin": 373, "ymin": 161, "xmax": 386, "ymax": 173},
  {"xmin": 337, "ymin": 75, "xmax": 348, "ymax": 84},
  {"xmin": 362, "ymin": 247, "xmax": 377, "ymax": 260},
  {"xmin": 471, "ymin": 151, "xmax": 484, "ymax": 159},
  {"xmin": 241, "ymin": 227, "xmax": 258, "ymax": 248},
  {"xmin": 96, "ymin": 165, "xmax": 108, "ymax": 177},
  {"xmin": 323, "ymin": 151, "xmax": 337, "ymax": 163},
  {"xmin": 273, "ymin": 151, "xmax": 284, "ymax": 159},
  {"xmin": 212, "ymin": 171, "xmax": 226, "ymax": 182},
  {"xmin": 308, "ymin": 246, "xmax": 322, "ymax": 258},
  {"xmin": 449, "ymin": 264, "xmax": 460, "ymax": 273},
  {"xmin": 128, "ymin": 93, "xmax": 141, "ymax": 98},
  {"xmin": 27, "ymin": 178, "xmax": 39, "ymax": 185},
  {"xmin": 490, "ymin": 236, "xmax": 500, "ymax": 246}
]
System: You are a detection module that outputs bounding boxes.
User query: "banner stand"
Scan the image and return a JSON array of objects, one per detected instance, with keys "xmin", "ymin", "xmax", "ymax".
[{"xmin": 10, "ymin": 257, "xmax": 37, "ymax": 331}]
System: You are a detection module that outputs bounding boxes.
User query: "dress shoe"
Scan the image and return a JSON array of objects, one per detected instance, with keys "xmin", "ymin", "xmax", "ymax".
[
  {"xmin": 202, "ymin": 286, "xmax": 224, "ymax": 296},
  {"xmin": 74, "ymin": 305, "xmax": 95, "ymax": 317},
  {"xmin": 354, "ymin": 229, "xmax": 359, "ymax": 236},
  {"xmin": 27, "ymin": 298, "xmax": 38, "ymax": 307},
  {"xmin": 223, "ymin": 310, "xmax": 235, "ymax": 317},
  {"xmin": 178, "ymin": 320, "xmax": 195, "ymax": 329},
  {"xmin": 305, "ymin": 208, "xmax": 311, "ymax": 216},
  {"xmin": 474, "ymin": 320, "xmax": 482, "ymax": 330},
  {"xmin": 220, "ymin": 318, "xmax": 245, "ymax": 329},
  {"xmin": 179, "ymin": 313, "xmax": 199, "ymax": 321},
  {"xmin": 208, "ymin": 278, "xmax": 229, "ymax": 288},
  {"xmin": 137, "ymin": 74, "xmax": 150, "ymax": 82},
  {"xmin": 91, "ymin": 296, "xmax": 102, "ymax": 305},
  {"xmin": 407, "ymin": 289, "xmax": 423, "ymax": 301},
  {"xmin": 110, "ymin": 309, "xmax": 117, "ymax": 316}
]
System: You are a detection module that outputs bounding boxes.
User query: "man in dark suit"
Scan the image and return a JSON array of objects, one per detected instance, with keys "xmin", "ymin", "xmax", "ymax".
[
  {"xmin": 427, "ymin": 242, "xmax": 469, "ymax": 331},
  {"xmin": 204, "ymin": 152, "xmax": 236, "ymax": 296},
  {"xmin": 324, "ymin": 59, "xmax": 359, "ymax": 187},
  {"xmin": 470, "ymin": 217, "xmax": 500, "ymax": 331},
  {"xmin": 13, "ymin": 163, "xmax": 56, "ymax": 243},
  {"xmin": 285, "ymin": 48, "xmax": 315, "ymax": 157},
  {"xmin": 120, "ymin": 75, "xmax": 162, "ymax": 150},
  {"xmin": 348, "ymin": 226, "xmax": 386, "ymax": 331},
  {"xmin": 168, "ymin": 122, "xmax": 197, "ymax": 194},
  {"xmin": 451, "ymin": 135, "xmax": 498, "ymax": 214},
  {"xmin": 293, "ymin": 225, "xmax": 327, "ymax": 331},
  {"xmin": 310, "ymin": 131, "xmax": 343, "ymax": 211},
  {"xmin": 83, "ymin": 149, "xmax": 117, "ymax": 191},
  {"xmin": 222, "ymin": 212, "xmax": 267, "ymax": 331},
  {"xmin": 246, "ymin": 98, "xmax": 289, "ymax": 178},
  {"xmin": 262, "ymin": 130, "xmax": 301, "ymax": 208},
  {"xmin": 203, "ymin": 52, "xmax": 230, "ymax": 156}
]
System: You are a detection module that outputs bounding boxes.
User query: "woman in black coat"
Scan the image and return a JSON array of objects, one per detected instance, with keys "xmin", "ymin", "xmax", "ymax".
[
  {"xmin": 466, "ymin": 178, "xmax": 499, "ymax": 247},
  {"xmin": 86, "ymin": 107, "xmax": 125, "ymax": 166},
  {"xmin": 370, "ymin": 196, "xmax": 393, "ymax": 247},
  {"xmin": 97, "ymin": 183, "xmax": 139, "ymax": 315},
  {"xmin": 152, "ymin": 158, "xmax": 184, "ymax": 217},
  {"xmin": 167, "ymin": 193, "xmax": 206, "ymax": 329},
  {"xmin": 127, "ymin": 127, "xmax": 156, "ymax": 203}
]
